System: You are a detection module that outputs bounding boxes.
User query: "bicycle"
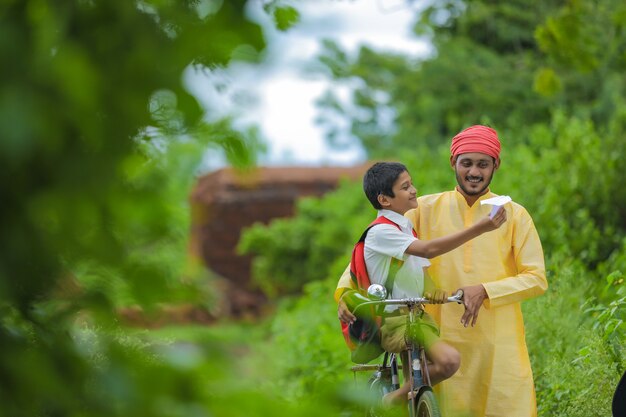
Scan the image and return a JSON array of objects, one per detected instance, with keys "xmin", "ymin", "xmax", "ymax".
[{"xmin": 350, "ymin": 284, "xmax": 464, "ymax": 417}]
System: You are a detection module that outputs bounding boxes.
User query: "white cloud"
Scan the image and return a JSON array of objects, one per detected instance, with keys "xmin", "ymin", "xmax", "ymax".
[{"xmin": 189, "ymin": 0, "xmax": 430, "ymax": 168}]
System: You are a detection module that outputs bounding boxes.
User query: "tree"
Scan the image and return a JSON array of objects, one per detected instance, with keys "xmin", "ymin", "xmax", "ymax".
[
  {"xmin": 315, "ymin": 0, "xmax": 565, "ymax": 155},
  {"xmin": 0, "ymin": 1, "xmax": 274, "ymax": 415},
  {"xmin": 314, "ymin": 0, "xmax": 626, "ymax": 155}
]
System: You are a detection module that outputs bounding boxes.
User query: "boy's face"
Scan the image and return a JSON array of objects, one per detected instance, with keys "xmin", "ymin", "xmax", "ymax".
[{"xmin": 379, "ymin": 170, "xmax": 418, "ymax": 214}]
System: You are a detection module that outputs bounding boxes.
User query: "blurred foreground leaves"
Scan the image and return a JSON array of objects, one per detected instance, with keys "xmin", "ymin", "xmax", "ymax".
[
  {"xmin": 3, "ymin": 1, "xmax": 625, "ymax": 416},
  {"xmin": 0, "ymin": 1, "xmax": 289, "ymax": 416}
]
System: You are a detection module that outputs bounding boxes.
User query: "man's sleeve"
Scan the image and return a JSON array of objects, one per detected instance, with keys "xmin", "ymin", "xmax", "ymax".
[
  {"xmin": 334, "ymin": 264, "xmax": 355, "ymax": 303},
  {"xmin": 482, "ymin": 209, "xmax": 548, "ymax": 308}
]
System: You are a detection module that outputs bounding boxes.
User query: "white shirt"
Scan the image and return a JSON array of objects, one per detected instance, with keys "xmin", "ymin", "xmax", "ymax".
[{"xmin": 364, "ymin": 209, "xmax": 430, "ymax": 300}]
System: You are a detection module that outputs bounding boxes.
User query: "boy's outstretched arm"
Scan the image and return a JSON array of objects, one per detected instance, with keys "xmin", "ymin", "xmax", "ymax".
[{"xmin": 405, "ymin": 206, "xmax": 507, "ymax": 259}]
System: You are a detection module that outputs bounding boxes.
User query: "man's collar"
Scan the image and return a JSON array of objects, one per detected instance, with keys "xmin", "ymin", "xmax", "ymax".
[{"xmin": 453, "ymin": 187, "xmax": 495, "ymax": 206}]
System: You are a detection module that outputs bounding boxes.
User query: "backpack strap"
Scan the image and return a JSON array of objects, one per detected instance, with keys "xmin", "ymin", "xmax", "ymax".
[{"xmin": 350, "ymin": 216, "xmax": 416, "ymax": 293}]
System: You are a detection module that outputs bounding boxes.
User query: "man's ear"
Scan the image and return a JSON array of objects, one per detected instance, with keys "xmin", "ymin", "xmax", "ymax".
[
  {"xmin": 450, "ymin": 155, "xmax": 457, "ymax": 170},
  {"xmin": 494, "ymin": 157, "xmax": 500, "ymax": 170},
  {"xmin": 377, "ymin": 194, "xmax": 391, "ymax": 207}
]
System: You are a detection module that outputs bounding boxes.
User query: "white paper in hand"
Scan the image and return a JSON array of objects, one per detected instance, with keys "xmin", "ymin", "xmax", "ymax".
[{"xmin": 480, "ymin": 195, "xmax": 512, "ymax": 218}]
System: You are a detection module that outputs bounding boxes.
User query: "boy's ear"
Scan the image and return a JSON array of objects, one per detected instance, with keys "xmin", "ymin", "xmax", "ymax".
[{"xmin": 377, "ymin": 194, "xmax": 391, "ymax": 207}]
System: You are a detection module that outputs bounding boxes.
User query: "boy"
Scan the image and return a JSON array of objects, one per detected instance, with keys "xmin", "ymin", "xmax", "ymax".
[{"xmin": 339, "ymin": 161, "xmax": 506, "ymax": 405}]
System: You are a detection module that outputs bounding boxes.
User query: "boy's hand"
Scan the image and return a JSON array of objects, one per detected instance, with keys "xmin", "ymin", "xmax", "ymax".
[
  {"xmin": 424, "ymin": 289, "xmax": 447, "ymax": 304},
  {"xmin": 338, "ymin": 299, "xmax": 356, "ymax": 324},
  {"xmin": 478, "ymin": 206, "xmax": 507, "ymax": 232},
  {"xmin": 459, "ymin": 284, "xmax": 488, "ymax": 327}
]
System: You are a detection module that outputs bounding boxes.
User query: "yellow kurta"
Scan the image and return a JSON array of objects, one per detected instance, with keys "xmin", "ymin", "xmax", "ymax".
[{"xmin": 337, "ymin": 189, "xmax": 547, "ymax": 417}]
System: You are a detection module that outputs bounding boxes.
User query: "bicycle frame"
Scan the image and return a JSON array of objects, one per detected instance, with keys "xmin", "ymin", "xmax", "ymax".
[
  {"xmin": 405, "ymin": 301, "xmax": 430, "ymax": 414},
  {"xmin": 351, "ymin": 288, "xmax": 463, "ymax": 417}
]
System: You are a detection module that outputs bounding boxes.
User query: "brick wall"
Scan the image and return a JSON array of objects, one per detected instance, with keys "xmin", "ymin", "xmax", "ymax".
[{"xmin": 188, "ymin": 164, "xmax": 368, "ymax": 316}]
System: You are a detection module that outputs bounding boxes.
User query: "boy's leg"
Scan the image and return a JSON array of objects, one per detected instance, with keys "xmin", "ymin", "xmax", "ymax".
[
  {"xmin": 380, "ymin": 314, "xmax": 460, "ymax": 405},
  {"xmin": 411, "ymin": 313, "xmax": 461, "ymax": 386},
  {"xmin": 380, "ymin": 318, "xmax": 411, "ymax": 406},
  {"xmin": 424, "ymin": 340, "xmax": 460, "ymax": 386}
]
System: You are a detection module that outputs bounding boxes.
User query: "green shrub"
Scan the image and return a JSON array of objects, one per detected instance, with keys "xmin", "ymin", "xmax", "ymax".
[
  {"xmin": 524, "ymin": 256, "xmax": 624, "ymax": 417},
  {"xmin": 238, "ymin": 180, "xmax": 371, "ymax": 297}
]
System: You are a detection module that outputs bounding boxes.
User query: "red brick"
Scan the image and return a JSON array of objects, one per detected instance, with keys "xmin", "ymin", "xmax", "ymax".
[{"xmin": 188, "ymin": 164, "xmax": 368, "ymax": 316}]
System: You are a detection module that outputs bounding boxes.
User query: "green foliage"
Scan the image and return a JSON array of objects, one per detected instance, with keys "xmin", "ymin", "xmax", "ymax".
[
  {"xmin": 267, "ymin": 4, "xmax": 301, "ymax": 31},
  {"xmin": 585, "ymin": 270, "xmax": 626, "ymax": 360},
  {"xmin": 315, "ymin": 0, "xmax": 626, "ymax": 159},
  {"xmin": 238, "ymin": 179, "xmax": 372, "ymax": 297},
  {"xmin": 259, "ymin": 278, "xmax": 351, "ymax": 397},
  {"xmin": 5, "ymin": 1, "xmax": 626, "ymax": 416},
  {"xmin": 315, "ymin": 0, "xmax": 561, "ymax": 154},
  {"xmin": 523, "ymin": 257, "xmax": 624, "ymax": 417},
  {"xmin": 533, "ymin": 67, "xmax": 562, "ymax": 96},
  {"xmin": 534, "ymin": 0, "xmax": 626, "ymax": 126},
  {"xmin": 0, "ymin": 1, "xmax": 279, "ymax": 416},
  {"xmin": 492, "ymin": 112, "xmax": 626, "ymax": 265},
  {"xmin": 232, "ymin": 274, "xmax": 382, "ymax": 415},
  {"xmin": 0, "ymin": 0, "xmax": 265, "ymax": 309}
]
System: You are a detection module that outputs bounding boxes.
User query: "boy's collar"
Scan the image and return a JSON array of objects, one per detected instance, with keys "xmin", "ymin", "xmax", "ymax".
[{"xmin": 377, "ymin": 209, "xmax": 412, "ymax": 226}]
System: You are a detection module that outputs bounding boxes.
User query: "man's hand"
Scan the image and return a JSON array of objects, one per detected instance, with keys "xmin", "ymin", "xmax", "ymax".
[
  {"xmin": 477, "ymin": 206, "xmax": 507, "ymax": 232},
  {"xmin": 424, "ymin": 289, "xmax": 448, "ymax": 304},
  {"xmin": 459, "ymin": 284, "xmax": 488, "ymax": 327},
  {"xmin": 338, "ymin": 298, "xmax": 356, "ymax": 324}
]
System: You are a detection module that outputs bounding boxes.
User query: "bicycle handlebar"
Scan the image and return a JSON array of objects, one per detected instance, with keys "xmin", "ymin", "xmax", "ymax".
[{"xmin": 352, "ymin": 290, "xmax": 464, "ymax": 315}]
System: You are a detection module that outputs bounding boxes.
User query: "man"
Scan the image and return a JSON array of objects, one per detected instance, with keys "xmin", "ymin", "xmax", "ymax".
[{"xmin": 337, "ymin": 125, "xmax": 547, "ymax": 417}]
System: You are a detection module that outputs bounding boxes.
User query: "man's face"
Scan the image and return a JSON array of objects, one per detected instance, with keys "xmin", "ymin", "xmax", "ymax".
[{"xmin": 452, "ymin": 153, "xmax": 498, "ymax": 197}]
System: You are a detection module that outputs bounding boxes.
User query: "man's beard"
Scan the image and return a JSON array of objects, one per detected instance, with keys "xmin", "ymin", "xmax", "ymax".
[{"xmin": 455, "ymin": 170, "xmax": 493, "ymax": 196}]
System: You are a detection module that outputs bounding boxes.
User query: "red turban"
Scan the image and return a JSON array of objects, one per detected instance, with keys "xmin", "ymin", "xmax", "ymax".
[{"xmin": 450, "ymin": 125, "xmax": 501, "ymax": 159}]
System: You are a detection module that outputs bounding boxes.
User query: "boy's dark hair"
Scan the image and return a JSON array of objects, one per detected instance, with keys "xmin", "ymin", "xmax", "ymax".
[{"xmin": 363, "ymin": 162, "xmax": 408, "ymax": 209}]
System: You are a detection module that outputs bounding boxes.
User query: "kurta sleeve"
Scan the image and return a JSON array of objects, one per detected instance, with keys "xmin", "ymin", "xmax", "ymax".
[
  {"xmin": 334, "ymin": 264, "xmax": 356, "ymax": 303},
  {"xmin": 482, "ymin": 208, "xmax": 548, "ymax": 308}
]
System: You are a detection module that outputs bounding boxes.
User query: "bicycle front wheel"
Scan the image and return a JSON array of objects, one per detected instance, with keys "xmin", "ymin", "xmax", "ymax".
[{"xmin": 413, "ymin": 389, "xmax": 440, "ymax": 417}]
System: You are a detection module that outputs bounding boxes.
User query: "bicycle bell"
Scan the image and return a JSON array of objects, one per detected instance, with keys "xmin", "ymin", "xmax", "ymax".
[{"xmin": 367, "ymin": 284, "xmax": 387, "ymax": 300}]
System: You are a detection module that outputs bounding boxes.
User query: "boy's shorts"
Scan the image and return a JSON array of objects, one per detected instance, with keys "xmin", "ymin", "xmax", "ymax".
[{"xmin": 380, "ymin": 311, "xmax": 440, "ymax": 353}]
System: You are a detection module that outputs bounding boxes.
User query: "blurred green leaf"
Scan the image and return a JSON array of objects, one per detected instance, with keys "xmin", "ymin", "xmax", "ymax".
[
  {"xmin": 273, "ymin": 6, "xmax": 300, "ymax": 31},
  {"xmin": 533, "ymin": 67, "xmax": 562, "ymax": 96}
]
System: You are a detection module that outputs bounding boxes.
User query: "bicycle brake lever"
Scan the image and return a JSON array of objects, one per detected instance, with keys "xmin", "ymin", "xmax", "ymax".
[{"xmin": 448, "ymin": 289, "xmax": 464, "ymax": 304}]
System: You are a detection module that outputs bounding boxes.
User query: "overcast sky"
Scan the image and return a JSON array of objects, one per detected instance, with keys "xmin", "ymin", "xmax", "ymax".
[{"xmin": 188, "ymin": 0, "xmax": 431, "ymax": 170}]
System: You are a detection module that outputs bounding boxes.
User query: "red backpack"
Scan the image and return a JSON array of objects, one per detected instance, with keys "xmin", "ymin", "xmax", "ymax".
[{"xmin": 341, "ymin": 216, "xmax": 414, "ymax": 363}]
